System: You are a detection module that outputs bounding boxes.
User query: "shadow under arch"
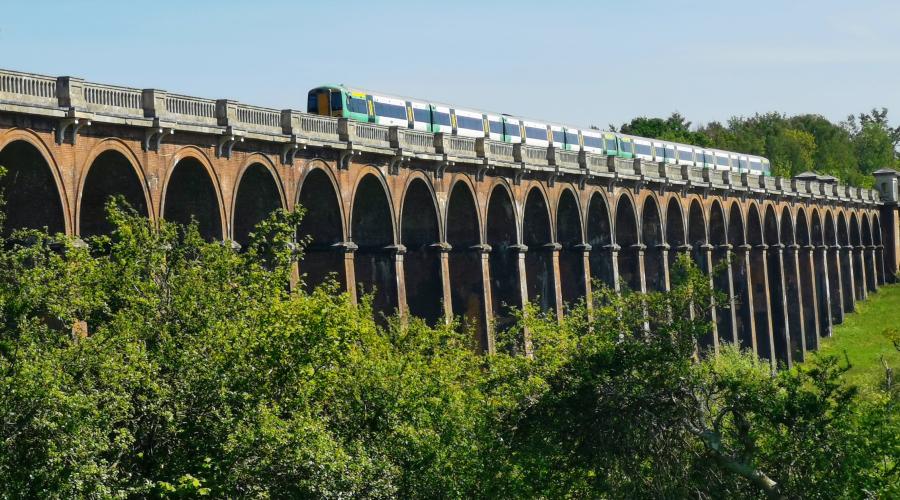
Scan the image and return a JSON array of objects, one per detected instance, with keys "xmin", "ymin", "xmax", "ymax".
[
  {"xmin": 0, "ymin": 139, "xmax": 66, "ymax": 237},
  {"xmin": 401, "ymin": 177, "xmax": 443, "ymax": 325},
  {"xmin": 232, "ymin": 162, "xmax": 283, "ymax": 248},
  {"xmin": 351, "ymin": 172, "xmax": 398, "ymax": 319},
  {"xmin": 163, "ymin": 156, "xmax": 223, "ymax": 240},
  {"xmin": 557, "ymin": 188, "xmax": 586, "ymax": 307},
  {"xmin": 587, "ymin": 191, "xmax": 614, "ymax": 289},
  {"xmin": 523, "ymin": 186, "xmax": 556, "ymax": 314},
  {"xmin": 78, "ymin": 148, "xmax": 150, "ymax": 238},
  {"xmin": 445, "ymin": 180, "xmax": 488, "ymax": 349},
  {"xmin": 297, "ymin": 167, "xmax": 346, "ymax": 291}
]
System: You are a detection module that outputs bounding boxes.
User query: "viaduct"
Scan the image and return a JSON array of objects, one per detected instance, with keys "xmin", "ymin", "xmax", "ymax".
[{"xmin": 1, "ymin": 68, "xmax": 898, "ymax": 369}]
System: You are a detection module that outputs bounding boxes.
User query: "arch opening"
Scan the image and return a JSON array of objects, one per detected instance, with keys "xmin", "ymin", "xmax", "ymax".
[
  {"xmin": 728, "ymin": 203, "xmax": 753, "ymax": 351},
  {"xmin": 587, "ymin": 193, "xmax": 614, "ymax": 289},
  {"xmin": 666, "ymin": 199, "xmax": 686, "ymax": 279},
  {"xmin": 764, "ymin": 206, "xmax": 789, "ymax": 365},
  {"xmin": 401, "ymin": 179, "xmax": 443, "ymax": 325},
  {"xmin": 446, "ymin": 182, "xmax": 487, "ymax": 348},
  {"xmin": 748, "ymin": 206, "xmax": 772, "ymax": 361},
  {"xmin": 862, "ymin": 214, "xmax": 876, "ymax": 292},
  {"xmin": 641, "ymin": 197, "xmax": 664, "ymax": 292},
  {"xmin": 837, "ymin": 214, "xmax": 854, "ymax": 313},
  {"xmin": 615, "ymin": 195, "xmax": 640, "ymax": 291},
  {"xmin": 163, "ymin": 157, "xmax": 222, "ymax": 240},
  {"xmin": 79, "ymin": 149, "xmax": 148, "ymax": 237},
  {"xmin": 297, "ymin": 169, "xmax": 345, "ymax": 291},
  {"xmin": 709, "ymin": 202, "xmax": 733, "ymax": 345},
  {"xmin": 557, "ymin": 190, "xmax": 586, "ymax": 307},
  {"xmin": 351, "ymin": 174, "xmax": 397, "ymax": 318},
  {"xmin": 779, "ymin": 209, "xmax": 803, "ymax": 362},
  {"xmin": 523, "ymin": 188, "xmax": 556, "ymax": 314},
  {"xmin": 873, "ymin": 214, "xmax": 885, "ymax": 285},
  {"xmin": 849, "ymin": 214, "xmax": 865, "ymax": 300},
  {"xmin": 0, "ymin": 140, "xmax": 66, "ymax": 237},
  {"xmin": 796, "ymin": 211, "xmax": 819, "ymax": 351},
  {"xmin": 233, "ymin": 163, "xmax": 282, "ymax": 249},
  {"xmin": 825, "ymin": 212, "xmax": 844, "ymax": 324},
  {"xmin": 486, "ymin": 186, "xmax": 521, "ymax": 333}
]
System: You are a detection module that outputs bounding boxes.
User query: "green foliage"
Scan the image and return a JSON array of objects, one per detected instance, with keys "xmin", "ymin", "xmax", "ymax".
[{"xmin": 0, "ymin": 204, "xmax": 896, "ymax": 498}]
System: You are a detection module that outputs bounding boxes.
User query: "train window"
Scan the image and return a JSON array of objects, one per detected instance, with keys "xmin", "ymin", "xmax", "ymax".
[
  {"xmin": 413, "ymin": 108, "xmax": 431, "ymax": 123},
  {"xmin": 525, "ymin": 126, "xmax": 547, "ymax": 140},
  {"xmin": 583, "ymin": 135, "xmax": 602, "ymax": 149},
  {"xmin": 678, "ymin": 149, "xmax": 694, "ymax": 162},
  {"xmin": 373, "ymin": 101, "xmax": 407, "ymax": 120},
  {"xmin": 696, "ymin": 151, "xmax": 706, "ymax": 164},
  {"xmin": 307, "ymin": 93, "xmax": 318, "ymax": 113},
  {"xmin": 457, "ymin": 114, "xmax": 483, "ymax": 131},
  {"xmin": 433, "ymin": 111, "xmax": 452, "ymax": 126},
  {"xmin": 749, "ymin": 159, "xmax": 762, "ymax": 171},
  {"xmin": 716, "ymin": 155, "xmax": 729, "ymax": 167},
  {"xmin": 505, "ymin": 122, "xmax": 520, "ymax": 137},
  {"xmin": 330, "ymin": 92, "xmax": 343, "ymax": 112},
  {"xmin": 620, "ymin": 141, "xmax": 633, "ymax": 154},
  {"xmin": 604, "ymin": 137, "xmax": 618, "ymax": 150},
  {"xmin": 489, "ymin": 120, "xmax": 503, "ymax": 135},
  {"xmin": 738, "ymin": 158, "xmax": 748, "ymax": 170},
  {"xmin": 552, "ymin": 130, "xmax": 565, "ymax": 144},
  {"xmin": 634, "ymin": 143, "xmax": 652, "ymax": 156},
  {"xmin": 565, "ymin": 131, "xmax": 579, "ymax": 146},
  {"xmin": 347, "ymin": 95, "xmax": 368, "ymax": 115}
]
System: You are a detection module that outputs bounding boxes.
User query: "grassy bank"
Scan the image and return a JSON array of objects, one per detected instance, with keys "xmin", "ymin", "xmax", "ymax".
[{"xmin": 814, "ymin": 283, "xmax": 900, "ymax": 391}]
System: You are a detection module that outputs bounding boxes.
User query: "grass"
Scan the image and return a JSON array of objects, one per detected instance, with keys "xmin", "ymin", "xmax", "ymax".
[{"xmin": 813, "ymin": 283, "xmax": 900, "ymax": 391}]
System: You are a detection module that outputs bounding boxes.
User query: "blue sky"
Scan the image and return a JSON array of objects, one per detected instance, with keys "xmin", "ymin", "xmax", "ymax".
[{"xmin": 2, "ymin": 0, "xmax": 897, "ymax": 130}]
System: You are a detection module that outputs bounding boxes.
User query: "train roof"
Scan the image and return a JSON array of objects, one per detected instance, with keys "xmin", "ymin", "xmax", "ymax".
[{"xmin": 310, "ymin": 84, "xmax": 771, "ymax": 165}]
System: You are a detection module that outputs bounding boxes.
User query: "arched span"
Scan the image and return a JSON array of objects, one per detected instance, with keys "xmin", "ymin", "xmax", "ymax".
[
  {"xmin": 297, "ymin": 166, "xmax": 346, "ymax": 291},
  {"xmin": 78, "ymin": 148, "xmax": 149, "ymax": 237},
  {"xmin": 849, "ymin": 213, "xmax": 865, "ymax": 300},
  {"xmin": 587, "ymin": 191, "xmax": 614, "ymax": 289},
  {"xmin": 795, "ymin": 209, "xmax": 819, "ymax": 352},
  {"xmin": 728, "ymin": 202, "xmax": 753, "ymax": 351},
  {"xmin": 747, "ymin": 204, "xmax": 773, "ymax": 362},
  {"xmin": 486, "ymin": 183, "xmax": 521, "ymax": 334},
  {"xmin": 401, "ymin": 177, "xmax": 443, "ymax": 325},
  {"xmin": 351, "ymin": 172, "xmax": 398, "ymax": 318},
  {"xmin": 837, "ymin": 213, "xmax": 854, "ymax": 313},
  {"xmin": 232, "ymin": 161, "xmax": 284, "ymax": 248},
  {"xmin": 709, "ymin": 201, "xmax": 733, "ymax": 345},
  {"xmin": 523, "ymin": 186, "xmax": 556, "ymax": 314},
  {"xmin": 861, "ymin": 213, "xmax": 876, "ymax": 292},
  {"xmin": 445, "ymin": 179, "xmax": 487, "ymax": 349},
  {"xmin": 641, "ymin": 196, "xmax": 664, "ymax": 292},
  {"xmin": 0, "ymin": 139, "xmax": 67, "ymax": 237},
  {"xmin": 763, "ymin": 204, "xmax": 790, "ymax": 366},
  {"xmin": 824, "ymin": 211, "xmax": 843, "ymax": 324},
  {"xmin": 163, "ymin": 154, "xmax": 224, "ymax": 240},
  {"xmin": 779, "ymin": 207, "xmax": 803, "ymax": 363},
  {"xmin": 687, "ymin": 199, "xmax": 707, "ymax": 272},
  {"xmin": 665, "ymin": 197, "xmax": 686, "ymax": 279},
  {"xmin": 557, "ymin": 188, "xmax": 586, "ymax": 307},
  {"xmin": 615, "ymin": 192, "xmax": 640, "ymax": 291},
  {"xmin": 872, "ymin": 213, "xmax": 885, "ymax": 285}
]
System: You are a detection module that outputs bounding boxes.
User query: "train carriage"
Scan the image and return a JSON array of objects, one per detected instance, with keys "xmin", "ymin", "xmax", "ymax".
[{"xmin": 307, "ymin": 84, "xmax": 772, "ymax": 176}]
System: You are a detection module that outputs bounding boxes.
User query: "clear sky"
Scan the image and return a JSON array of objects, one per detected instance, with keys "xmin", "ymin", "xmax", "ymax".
[{"xmin": 2, "ymin": 0, "xmax": 897, "ymax": 130}]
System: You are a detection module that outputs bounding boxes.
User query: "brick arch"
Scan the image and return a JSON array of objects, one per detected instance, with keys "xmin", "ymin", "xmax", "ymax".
[
  {"xmin": 641, "ymin": 194, "xmax": 665, "ymax": 292},
  {"xmin": 349, "ymin": 165, "xmax": 398, "ymax": 245},
  {"xmin": 708, "ymin": 199, "xmax": 733, "ymax": 345},
  {"xmin": 486, "ymin": 179, "xmax": 522, "ymax": 334},
  {"xmin": 778, "ymin": 205, "xmax": 803, "ymax": 363},
  {"xmin": 398, "ymin": 170, "xmax": 441, "ymax": 243},
  {"xmin": 554, "ymin": 184, "xmax": 584, "ymax": 243},
  {"xmin": 0, "ymin": 128, "xmax": 71, "ymax": 235},
  {"xmin": 296, "ymin": 161, "xmax": 347, "ymax": 292},
  {"xmin": 445, "ymin": 176, "xmax": 488, "ymax": 348},
  {"xmin": 75, "ymin": 138, "xmax": 152, "ymax": 231},
  {"xmin": 351, "ymin": 169, "xmax": 399, "ymax": 319},
  {"xmin": 614, "ymin": 190, "xmax": 640, "ymax": 291},
  {"xmin": 444, "ymin": 175, "xmax": 483, "ymax": 245},
  {"xmin": 161, "ymin": 146, "xmax": 227, "ymax": 240},
  {"xmin": 522, "ymin": 185, "xmax": 556, "ymax": 313},
  {"xmin": 556, "ymin": 185, "xmax": 587, "ymax": 306},
  {"xmin": 231, "ymin": 154, "xmax": 286, "ymax": 247},
  {"xmin": 400, "ymin": 174, "xmax": 443, "ymax": 325},
  {"xmin": 586, "ymin": 189, "xmax": 615, "ymax": 289}
]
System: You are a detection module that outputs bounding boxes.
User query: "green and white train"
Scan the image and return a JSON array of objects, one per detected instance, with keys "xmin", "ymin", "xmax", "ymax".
[{"xmin": 307, "ymin": 84, "xmax": 771, "ymax": 176}]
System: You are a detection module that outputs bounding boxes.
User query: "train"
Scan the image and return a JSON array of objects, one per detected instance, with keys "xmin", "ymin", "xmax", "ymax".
[{"xmin": 307, "ymin": 84, "xmax": 772, "ymax": 176}]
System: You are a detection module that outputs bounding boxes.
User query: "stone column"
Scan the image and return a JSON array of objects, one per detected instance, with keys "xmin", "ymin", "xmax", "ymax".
[
  {"xmin": 605, "ymin": 244, "xmax": 621, "ymax": 293},
  {"xmin": 737, "ymin": 243, "xmax": 758, "ymax": 354},
  {"xmin": 336, "ymin": 241, "xmax": 359, "ymax": 305},
  {"xmin": 658, "ymin": 243, "xmax": 672, "ymax": 292},
  {"xmin": 855, "ymin": 244, "xmax": 868, "ymax": 301},
  {"xmin": 820, "ymin": 245, "xmax": 844, "ymax": 328},
  {"xmin": 473, "ymin": 243, "xmax": 495, "ymax": 354},
  {"xmin": 576, "ymin": 243, "xmax": 593, "ymax": 312},
  {"xmin": 787, "ymin": 243, "xmax": 806, "ymax": 358},
  {"xmin": 757, "ymin": 243, "xmax": 776, "ymax": 370},
  {"xmin": 548, "ymin": 242, "xmax": 565, "ymax": 321},
  {"xmin": 633, "ymin": 243, "xmax": 647, "ymax": 294},
  {"xmin": 840, "ymin": 244, "xmax": 856, "ymax": 312},
  {"xmin": 433, "ymin": 242, "xmax": 454, "ymax": 325},
  {"xmin": 866, "ymin": 244, "xmax": 877, "ymax": 292},
  {"xmin": 719, "ymin": 243, "xmax": 738, "ymax": 345},
  {"xmin": 511, "ymin": 243, "xmax": 532, "ymax": 357},
  {"xmin": 806, "ymin": 244, "xmax": 825, "ymax": 344},
  {"xmin": 701, "ymin": 243, "xmax": 719, "ymax": 352},
  {"xmin": 386, "ymin": 244, "xmax": 408, "ymax": 320}
]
